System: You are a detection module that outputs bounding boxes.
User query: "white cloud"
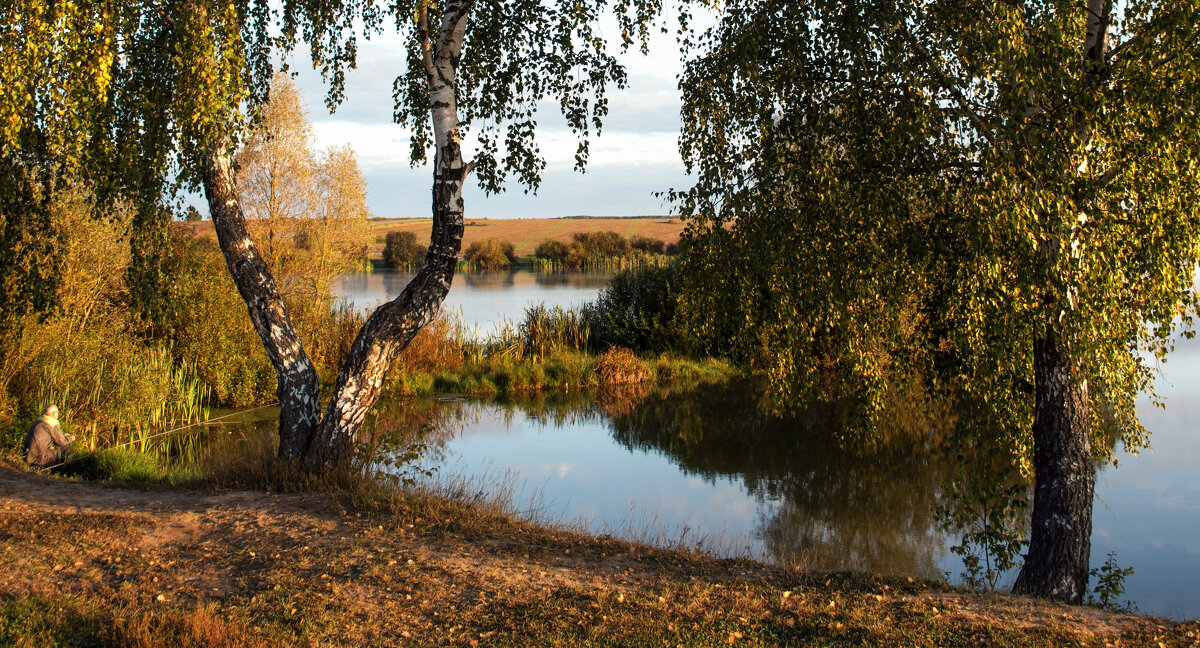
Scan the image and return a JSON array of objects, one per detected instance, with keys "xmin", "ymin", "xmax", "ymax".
[{"xmin": 283, "ymin": 13, "xmax": 697, "ymax": 219}]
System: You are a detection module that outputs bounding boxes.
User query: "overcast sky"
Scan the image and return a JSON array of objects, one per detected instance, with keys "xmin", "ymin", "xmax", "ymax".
[{"xmin": 259, "ymin": 22, "xmax": 695, "ymax": 220}]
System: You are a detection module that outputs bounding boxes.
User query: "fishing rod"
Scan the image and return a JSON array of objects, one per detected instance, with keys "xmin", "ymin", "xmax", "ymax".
[{"xmin": 34, "ymin": 402, "xmax": 279, "ymax": 473}]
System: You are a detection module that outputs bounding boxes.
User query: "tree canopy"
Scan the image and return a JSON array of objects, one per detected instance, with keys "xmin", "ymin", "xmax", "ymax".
[
  {"xmin": 673, "ymin": 0, "xmax": 1200, "ymax": 602},
  {"xmin": 677, "ymin": 0, "xmax": 1200, "ymax": 457},
  {"xmin": 2, "ymin": 0, "xmax": 672, "ymax": 466}
]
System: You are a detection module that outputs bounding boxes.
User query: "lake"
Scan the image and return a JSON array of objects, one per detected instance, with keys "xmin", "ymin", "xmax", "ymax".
[
  {"xmin": 323, "ymin": 268, "xmax": 1200, "ymax": 619},
  {"xmin": 336, "ymin": 268, "xmax": 613, "ymax": 336}
]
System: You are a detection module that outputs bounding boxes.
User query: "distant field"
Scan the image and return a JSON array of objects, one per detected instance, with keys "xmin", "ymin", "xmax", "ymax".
[
  {"xmin": 369, "ymin": 217, "xmax": 685, "ymax": 258},
  {"xmin": 174, "ymin": 217, "xmax": 687, "ymax": 259}
]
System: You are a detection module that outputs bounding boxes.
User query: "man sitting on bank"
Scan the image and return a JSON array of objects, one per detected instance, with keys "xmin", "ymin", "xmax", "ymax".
[{"xmin": 23, "ymin": 405, "xmax": 75, "ymax": 467}]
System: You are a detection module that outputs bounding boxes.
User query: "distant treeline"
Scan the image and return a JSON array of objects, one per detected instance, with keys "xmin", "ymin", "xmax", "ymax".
[{"xmin": 381, "ymin": 230, "xmax": 680, "ymax": 270}]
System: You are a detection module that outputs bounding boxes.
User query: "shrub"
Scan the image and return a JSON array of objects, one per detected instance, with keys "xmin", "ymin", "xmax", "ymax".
[
  {"xmin": 564, "ymin": 241, "xmax": 591, "ymax": 268},
  {"xmin": 582, "ymin": 265, "xmax": 680, "ymax": 353},
  {"xmin": 464, "ymin": 238, "xmax": 515, "ymax": 269},
  {"xmin": 0, "ymin": 185, "xmax": 211, "ymax": 448},
  {"xmin": 594, "ymin": 347, "xmax": 647, "ymax": 385},
  {"xmin": 629, "ymin": 235, "xmax": 666, "ymax": 254},
  {"xmin": 383, "ymin": 230, "xmax": 427, "ymax": 268},
  {"xmin": 572, "ymin": 231, "xmax": 629, "ymax": 257},
  {"xmin": 163, "ymin": 237, "xmax": 277, "ymax": 406},
  {"xmin": 534, "ymin": 238, "xmax": 569, "ymax": 263}
]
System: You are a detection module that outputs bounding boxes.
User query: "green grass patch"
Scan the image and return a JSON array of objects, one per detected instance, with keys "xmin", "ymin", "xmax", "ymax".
[{"xmin": 56, "ymin": 448, "xmax": 194, "ymax": 486}]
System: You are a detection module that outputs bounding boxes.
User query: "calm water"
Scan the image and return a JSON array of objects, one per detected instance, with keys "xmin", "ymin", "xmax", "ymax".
[
  {"xmin": 318, "ymin": 269, "xmax": 1198, "ymax": 618},
  {"xmin": 336, "ymin": 268, "xmax": 612, "ymax": 335}
]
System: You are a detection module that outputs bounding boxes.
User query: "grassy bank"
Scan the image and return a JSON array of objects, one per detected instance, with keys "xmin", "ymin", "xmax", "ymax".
[
  {"xmin": 382, "ymin": 303, "xmax": 736, "ymax": 400},
  {"xmin": 0, "ymin": 464, "xmax": 1194, "ymax": 648},
  {"xmin": 390, "ymin": 347, "xmax": 735, "ymax": 399}
]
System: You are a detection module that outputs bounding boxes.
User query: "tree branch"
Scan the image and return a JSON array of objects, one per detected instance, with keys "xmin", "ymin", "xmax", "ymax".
[
  {"xmin": 902, "ymin": 31, "xmax": 996, "ymax": 148},
  {"xmin": 417, "ymin": 0, "xmax": 435, "ymax": 80}
]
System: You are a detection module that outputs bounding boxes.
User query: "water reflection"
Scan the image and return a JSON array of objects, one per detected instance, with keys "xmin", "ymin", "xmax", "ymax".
[
  {"xmin": 210, "ymin": 378, "xmax": 1198, "ymax": 618},
  {"xmin": 375, "ymin": 383, "xmax": 951, "ymax": 578},
  {"xmin": 606, "ymin": 385, "xmax": 950, "ymax": 577}
]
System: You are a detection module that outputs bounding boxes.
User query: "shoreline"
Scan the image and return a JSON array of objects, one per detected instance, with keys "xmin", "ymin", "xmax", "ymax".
[{"xmin": 1, "ymin": 464, "xmax": 1194, "ymax": 647}]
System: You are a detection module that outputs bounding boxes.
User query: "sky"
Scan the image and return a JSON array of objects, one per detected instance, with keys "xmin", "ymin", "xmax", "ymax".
[{"xmin": 237, "ymin": 19, "xmax": 698, "ymax": 220}]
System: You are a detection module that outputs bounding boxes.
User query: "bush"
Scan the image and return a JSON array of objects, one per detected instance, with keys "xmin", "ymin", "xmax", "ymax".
[
  {"xmin": 163, "ymin": 237, "xmax": 277, "ymax": 406},
  {"xmin": 582, "ymin": 265, "xmax": 680, "ymax": 353},
  {"xmin": 572, "ymin": 231, "xmax": 629, "ymax": 257},
  {"xmin": 564, "ymin": 241, "xmax": 591, "ymax": 268},
  {"xmin": 594, "ymin": 347, "xmax": 647, "ymax": 385},
  {"xmin": 464, "ymin": 238, "xmax": 515, "ymax": 269},
  {"xmin": 0, "ymin": 184, "xmax": 211, "ymax": 447},
  {"xmin": 382, "ymin": 231, "xmax": 427, "ymax": 268},
  {"xmin": 629, "ymin": 235, "xmax": 666, "ymax": 254},
  {"xmin": 535, "ymin": 232, "xmax": 671, "ymax": 268},
  {"xmin": 534, "ymin": 238, "xmax": 569, "ymax": 263}
]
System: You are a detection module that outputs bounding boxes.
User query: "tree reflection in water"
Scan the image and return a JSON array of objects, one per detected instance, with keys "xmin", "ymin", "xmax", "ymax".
[
  {"xmin": 220, "ymin": 377, "xmax": 1121, "ymax": 593},
  {"xmin": 605, "ymin": 383, "xmax": 952, "ymax": 578},
  {"xmin": 369, "ymin": 382, "xmax": 956, "ymax": 579}
]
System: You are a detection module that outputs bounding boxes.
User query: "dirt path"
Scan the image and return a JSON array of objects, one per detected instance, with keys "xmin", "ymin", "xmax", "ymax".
[{"xmin": 0, "ymin": 467, "xmax": 1192, "ymax": 647}]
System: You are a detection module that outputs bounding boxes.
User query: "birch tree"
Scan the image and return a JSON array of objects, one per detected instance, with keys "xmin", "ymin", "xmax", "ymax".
[
  {"xmin": 4, "ymin": 0, "xmax": 662, "ymax": 467},
  {"xmin": 0, "ymin": 0, "xmax": 190, "ymax": 329},
  {"xmin": 236, "ymin": 73, "xmax": 316, "ymax": 265},
  {"xmin": 224, "ymin": 0, "xmax": 664, "ymax": 466},
  {"xmin": 675, "ymin": 0, "xmax": 1200, "ymax": 603}
]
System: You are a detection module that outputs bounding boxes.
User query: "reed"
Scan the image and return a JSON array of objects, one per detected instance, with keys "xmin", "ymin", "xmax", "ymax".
[
  {"xmin": 26, "ymin": 341, "xmax": 211, "ymax": 463},
  {"xmin": 516, "ymin": 304, "xmax": 591, "ymax": 359}
]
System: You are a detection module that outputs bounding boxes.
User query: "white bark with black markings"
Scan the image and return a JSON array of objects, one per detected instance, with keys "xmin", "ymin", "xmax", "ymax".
[
  {"xmin": 200, "ymin": 138, "xmax": 321, "ymax": 461},
  {"xmin": 201, "ymin": 1, "xmax": 476, "ymax": 468},
  {"xmin": 303, "ymin": 0, "xmax": 475, "ymax": 467}
]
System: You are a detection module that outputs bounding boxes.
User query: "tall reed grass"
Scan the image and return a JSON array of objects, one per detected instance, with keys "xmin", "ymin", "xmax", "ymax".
[
  {"xmin": 500, "ymin": 304, "xmax": 592, "ymax": 360},
  {"xmin": 17, "ymin": 333, "xmax": 212, "ymax": 462}
]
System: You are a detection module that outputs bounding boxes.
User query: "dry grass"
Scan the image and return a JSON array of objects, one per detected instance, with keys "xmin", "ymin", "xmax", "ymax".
[
  {"xmin": 1, "ymin": 464, "xmax": 1197, "ymax": 648},
  {"xmin": 595, "ymin": 347, "xmax": 648, "ymax": 386},
  {"xmin": 173, "ymin": 218, "xmax": 686, "ymax": 260}
]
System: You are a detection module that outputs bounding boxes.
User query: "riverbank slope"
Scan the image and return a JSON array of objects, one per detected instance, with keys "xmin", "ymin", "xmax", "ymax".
[{"xmin": 0, "ymin": 466, "xmax": 1193, "ymax": 647}]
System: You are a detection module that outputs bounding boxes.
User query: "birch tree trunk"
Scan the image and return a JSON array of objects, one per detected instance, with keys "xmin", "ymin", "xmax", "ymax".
[
  {"xmin": 1012, "ymin": 334, "xmax": 1094, "ymax": 603},
  {"xmin": 200, "ymin": 1, "xmax": 474, "ymax": 468},
  {"xmin": 303, "ymin": 0, "xmax": 473, "ymax": 467},
  {"xmin": 1011, "ymin": 0, "xmax": 1108, "ymax": 603},
  {"xmin": 200, "ymin": 138, "xmax": 322, "ymax": 460}
]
